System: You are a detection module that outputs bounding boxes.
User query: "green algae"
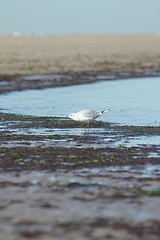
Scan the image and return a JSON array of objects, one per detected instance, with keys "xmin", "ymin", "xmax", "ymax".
[{"xmin": 138, "ymin": 189, "xmax": 160, "ymax": 197}]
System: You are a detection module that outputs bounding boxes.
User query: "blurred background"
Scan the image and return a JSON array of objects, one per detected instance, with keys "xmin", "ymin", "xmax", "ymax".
[{"xmin": 0, "ymin": 0, "xmax": 160, "ymax": 35}]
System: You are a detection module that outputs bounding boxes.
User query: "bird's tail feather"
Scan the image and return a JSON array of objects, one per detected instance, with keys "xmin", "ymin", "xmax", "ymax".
[{"xmin": 101, "ymin": 109, "xmax": 110, "ymax": 114}]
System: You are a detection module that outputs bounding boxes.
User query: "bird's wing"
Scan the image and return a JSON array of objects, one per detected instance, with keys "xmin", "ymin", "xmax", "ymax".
[{"xmin": 79, "ymin": 110, "xmax": 100, "ymax": 118}]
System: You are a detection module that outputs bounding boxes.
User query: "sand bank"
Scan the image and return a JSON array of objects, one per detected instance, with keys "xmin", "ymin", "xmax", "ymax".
[{"xmin": 0, "ymin": 34, "xmax": 160, "ymax": 75}]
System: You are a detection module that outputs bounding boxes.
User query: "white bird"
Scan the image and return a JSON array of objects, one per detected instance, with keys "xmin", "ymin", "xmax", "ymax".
[{"xmin": 67, "ymin": 109, "xmax": 110, "ymax": 128}]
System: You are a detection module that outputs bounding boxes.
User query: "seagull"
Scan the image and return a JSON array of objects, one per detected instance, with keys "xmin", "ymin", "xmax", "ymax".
[{"xmin": 67, "ymin": 109, "xmax": 110, "ymax": 128}]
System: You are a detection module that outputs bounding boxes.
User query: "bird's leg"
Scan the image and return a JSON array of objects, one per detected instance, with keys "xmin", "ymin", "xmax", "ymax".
[
  {"xmin": 84, "ymin": 122, "xmax": 90, "ymax": 134},
  {"xmin": 84, "ymin": 123, "xmax": 87, "ymax": 134},
  {"xmin": 87, "ymin": 121, "xmax": 90, "ymax": 132}
]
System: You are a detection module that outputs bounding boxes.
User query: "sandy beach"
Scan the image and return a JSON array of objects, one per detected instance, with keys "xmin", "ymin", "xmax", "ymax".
[{"xmin": 0, "ymin": 34, "xmax": 160, "ymax": 75}]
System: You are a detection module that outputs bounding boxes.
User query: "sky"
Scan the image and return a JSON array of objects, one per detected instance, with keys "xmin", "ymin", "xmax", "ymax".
[{"xmin": 0, "ymin": 0, "xmax": 160, "ymax": 35}]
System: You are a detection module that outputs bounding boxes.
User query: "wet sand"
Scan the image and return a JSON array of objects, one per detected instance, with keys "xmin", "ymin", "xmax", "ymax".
[
  {"xmin": 0, "ymin": 35, "xmax": 160, "ymax": 239},
  {"xmin": 0, "ymin": 168, "xmax": 159, "ymax": 240}
]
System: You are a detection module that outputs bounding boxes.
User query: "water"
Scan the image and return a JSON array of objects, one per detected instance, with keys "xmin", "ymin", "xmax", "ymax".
[
  {"xmin": 113, "ymin": 135, "xmax": 160, "ymax": 147},
  {"xmin": 75, "ymin": 164, "xmax": 160, "ymax": 179},
  {"xmin": 0, "ymin": 77, "xmax": 160, "ymax": 126}
]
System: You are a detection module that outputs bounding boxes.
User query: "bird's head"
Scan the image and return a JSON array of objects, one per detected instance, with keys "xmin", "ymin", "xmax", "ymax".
[{"xmin": 66, "ymin": 113, "xmax": 75, "ymax": 120}]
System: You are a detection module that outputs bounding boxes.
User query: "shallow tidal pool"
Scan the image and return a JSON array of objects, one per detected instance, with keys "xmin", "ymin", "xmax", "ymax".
[{"xmin": 0, "ymin": 77, "xmax": 160, "ymax": 126}]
